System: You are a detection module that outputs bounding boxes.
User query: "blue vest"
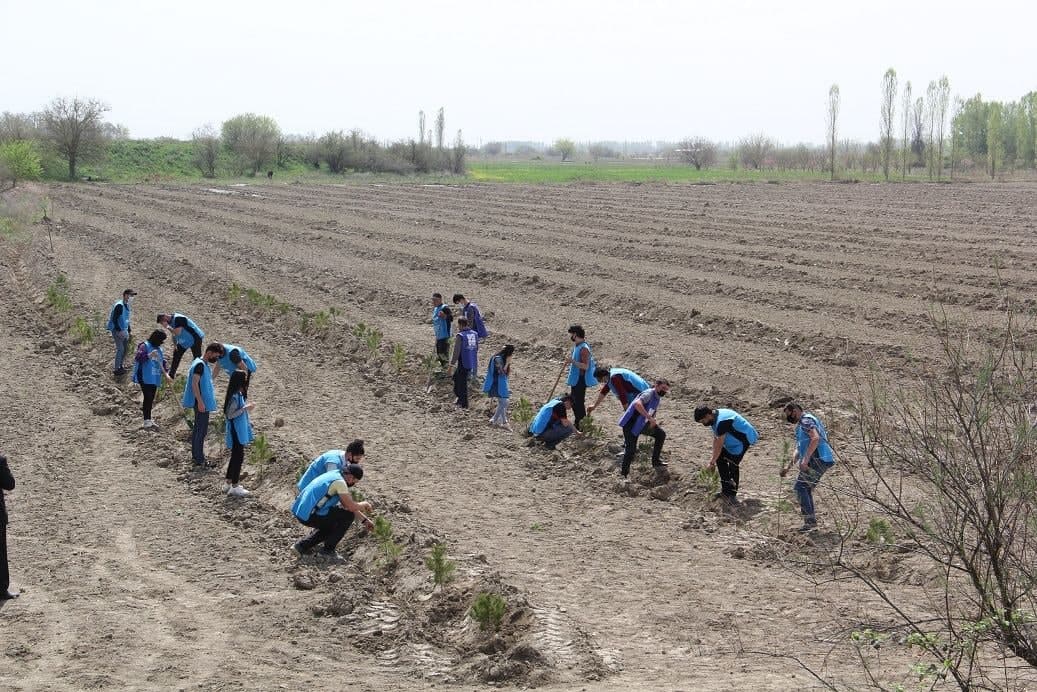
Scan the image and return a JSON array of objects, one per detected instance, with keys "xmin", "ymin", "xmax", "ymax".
[
  {"xmin": 482, "ymin": 354, "xmax": 510, "ymax": 398},
  {"xmin": 133, "ymin": 342, "xmax": 165, "ymax": 386},
  {"xmin": 567, "ymin": 342, "xmax": 597, "ymax": 387},
  {"xmin": 106, "ymin": 300, "xmax": 130, "ymax": 332},
  {"xmin": 292, "ymin": 470, "xmax": 344, "ymax": 520},
  {"xmin": 181, "ymin": 358, "xmax": 217, "ymax": 410},
  {"xmin": 218, "ymin": 344, "xmax": 258, "ymax": 374},
  {"xmin": 619, "ymin": 389, "xmax": 660, "ymax": 436},
  {"xmin": 797, "ymin": 413, "xmax": 834, "ymax": 464},
  {"xmin": 465, "ymin": 303, "xmax": 489, "ymax": 339},
  {"xmin": 224, "ymin": 393, "xmax": 255, "ymax": 448},
  {"xmin": 457, "ymin": 329, "xmax": 479, "ymax": 370},
  {"xmin": 712, "ymin": 408, "xmax": 759, "ymax": 456},
  {"xmin": 173, "ymin": 313, "xmax": 205, "ymax": 348},
  {"xmin": 529, "ymin": 399, "xmax": 563, "ymax": 435},
  {"xmin": 608, "ymin": 368, "xmax": 649, "ymax": 395},
  {"xmin": 297, "ymin": 450, "xmax": 347, "ymax": 491},
  {"xmin": 432, "ymin": 305, "xmax": 451, "ymax": 340}
]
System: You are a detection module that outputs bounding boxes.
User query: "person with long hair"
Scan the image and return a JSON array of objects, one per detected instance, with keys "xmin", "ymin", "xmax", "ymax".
[
  {"xmin": 223, "ymin": 370, "xmax": 255, "ymax": 497},
  {"xmin": 132, "ymin": 329, "xmax": 172, "ymax": 429},
  {"xmin": 484, "ymin": 344, "xmax": 514, "ymax": 430}
]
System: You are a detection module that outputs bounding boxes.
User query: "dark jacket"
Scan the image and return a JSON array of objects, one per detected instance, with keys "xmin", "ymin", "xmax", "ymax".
[{"xmin": 0, "ymin": 454, "xmax": 14, "ymax": 525}]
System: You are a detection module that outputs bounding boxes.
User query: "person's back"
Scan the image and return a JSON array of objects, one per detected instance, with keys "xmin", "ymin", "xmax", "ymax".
[
  {"xmin": 713, "ymin": 408, "xmax": 758, "ymax": 456},
  {"xmin": 292, "ymin": 470, "xmax": 345, "ymax": 520},
  {"xmin": 297, "ymin": 450, "xmax": 346, "ymax": 490}
]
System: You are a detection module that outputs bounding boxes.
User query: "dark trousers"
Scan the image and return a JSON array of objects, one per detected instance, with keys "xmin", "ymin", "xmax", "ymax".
[
  {"xmin": 435, "ymin": 338, "xmax": 450, "ymax": 366},
  {"xmin": 621, "ymin": 423, "xmax": 666, "ymax": 476},
  {"xmin": 571, "ymin": 381, "xmax": 587, "ymax": 426},
  {"xmin": 141, "ymin": 384, "xmax": 157, "ymax": 420},
  {"xmin": 299, "ymin": 507, "xmax": 355, "ymax": 551},
  {"xmin": 192, "ymin": 406, "xmax": 210, "ymax": 464},
  {"xmin": 717, "ymin": 449, "xmax": 745, "ymax": 497},
  {"xmin": 169, "ymin": 342, "xmax": 202, "ymax": 378},
  {"xmin": 1, "ymin": 521, "xmax": 8, "ymax": 593},
  {"xmin": 453, "ymin": 365, "xmax": 470, "ymax": 408},
  {"xmin": 227, "ymin": 425, "xmax": 244, "ymax": 484},
  {"xmin": 538, "ymin": 420, "xmax": 574, "ymax": 449}
]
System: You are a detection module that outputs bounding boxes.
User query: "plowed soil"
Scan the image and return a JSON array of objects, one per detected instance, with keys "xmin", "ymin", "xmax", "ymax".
[{"xmin": 2, "ymin": 180, "xmax": 1035, "ymax": 690}]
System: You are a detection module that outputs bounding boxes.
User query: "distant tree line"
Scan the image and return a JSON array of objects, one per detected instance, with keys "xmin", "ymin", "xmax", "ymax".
[{"xmin": 0, "ymin": 98, "xmax": 466, "ymax": 183}]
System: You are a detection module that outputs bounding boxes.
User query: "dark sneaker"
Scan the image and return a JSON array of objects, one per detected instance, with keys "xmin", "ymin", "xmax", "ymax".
[
  {"xmin": 797, "ymin": 522, "xmax": 818, "ymax": 533},
  {"xmin": 318, "ymin": 549, "xmax": 345, "ymax": 564},
  {"xmin": 292, "ymin": 541, "xmax": 313, "ymax": 556},
  {"xmin": 0, "ymin": 590, "xmax": 19, "ymax": 600}
]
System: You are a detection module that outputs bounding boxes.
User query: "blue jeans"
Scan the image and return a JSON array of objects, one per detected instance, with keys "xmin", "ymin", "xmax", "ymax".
[
  {"xmin": 112, "ymin": 331, "xmax": 129, "ymax": 372},
  {"xmin": 192, "ymin": 408, "xmax": 210, "ymax": 464},
  {"xmin": 538, "ymin": 421, "xmax": 573, "ymax": 448},
  {"xmin": 794, "ymin": 456, "xmax": 832, "ymax": 523}
]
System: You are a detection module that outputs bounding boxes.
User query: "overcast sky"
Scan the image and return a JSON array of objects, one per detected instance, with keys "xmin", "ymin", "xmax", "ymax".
[{"xmin": 3, "ymin": 0, "xmax": 1034, "ymax": 146}]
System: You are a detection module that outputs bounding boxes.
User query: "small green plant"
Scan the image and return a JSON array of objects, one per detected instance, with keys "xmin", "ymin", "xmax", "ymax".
[
  {"xmin": 578, "ymin": 414, "xmax": 605, "ymax": 439},
  {"xmin": 391, "ymin": 343, "xmax": 407, "ymax": 373},
  {"xmin": 312, "ymin": 310, "xmax": 330, "ymax": 333},
  {"xmin": 514, "ymin": 397, "xmax": 534, "ymax": 424},
  {"xmin": 865, "ymin": 517, "xmax": 894, "ymax": 545},
  {"xmin": 697, "ymin": 466, "xmax": 720, "ymax": 494},
  {"xmin": 328, "ymin": 306, "xmax": 341, "ymax": 325},
  {"xmin": 70, "ymin": 316, "xmax": 96, "ymax": 344},
  {"xmin": 353, "ymin": 322, "xmax": 369, "ymax": 339},
  {"xmin": 249, "ymin": 433, "xmax": 274, "ymax": 479},
  {"xmin": 364, "ymin": 328, "xmax": 383, "ymax": 357},
  {"xmin": 530, "ymin": 522, "xmax": 543, "ymax": 532},
  {"xmin": 227, "ymin": 282, "xmax": 244, "ymax": 302},
  {"xmin": 299, "ymin": 313, "xmax": 311, "ymax": 333},
  {"xmin": 46, "ymin": 275, "xmax": 72, "ymax": 312},
  {"xmin": 469, "ymin": 592, "xmax": 507, "ymax": 632},
  {"xmin": 425, "ymin": 542, "xmax": 457, "ymax": 588},
  {"xmin": 372, "ymin": 516, "xmax": 403, "ymax": 565},
  {"xmin": 245, "ymin": 287, "xmax": 263, "ymax": 305},
  {"xmin": 350, "ymin": 487, "xmax": 365, "ymax": 502}
]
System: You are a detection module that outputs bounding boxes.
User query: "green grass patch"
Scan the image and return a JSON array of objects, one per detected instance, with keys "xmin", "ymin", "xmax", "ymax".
[{"xmin": 468, "ymin": 160, "xmax": 835, "ymax": 184}]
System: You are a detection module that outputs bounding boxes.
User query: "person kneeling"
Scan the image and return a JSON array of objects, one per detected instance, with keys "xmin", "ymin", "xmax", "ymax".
[
  {"xmin": 528, "ymin": 394, "xmax": 581, "ymax": 450},
  {"xmin": 291, "ymin": 464, "xmax": 374, "ymax": 562}
]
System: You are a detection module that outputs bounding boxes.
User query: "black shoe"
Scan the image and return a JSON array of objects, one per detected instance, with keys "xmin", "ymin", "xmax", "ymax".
[
  {"xmin": 318, "ymin": 548, "xmax": 344, "ymax": 564},
  {"xmin": 797, "ymin": 522, "xmax": 818, "ymax": 533},
  {"xmin": 292, "ymin": 541, "xmax": 313, "ymax": 556},
  {"xmin": 1, "ymin": 590, "xmax": 20, "ymax": 600}
]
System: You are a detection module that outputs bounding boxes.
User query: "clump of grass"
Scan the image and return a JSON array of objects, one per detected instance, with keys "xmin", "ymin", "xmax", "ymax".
[
  {"xmin": 425, "ymin": 542, "xmax": 456, "ymax": 588},
  {"xmin": 364, "ymin": 328, "xmax": 383, "ymax": 357},
  {"xmin": 391, "ymin": 343, "xmax": 407, "ymax": 374},
  {"xmin": 227, "ymin": 282, "xmax": 244, "ymax": 302},
  {"xmin": 46, "ymin": 274, "xmax": 72, "ymax": 312},
  {"xmin": 312, "ymin": 310, "xmax": 331, "ymax": 333},
  {"xmin": 865, "ymin": 517, "xmax": 894, "ymax": 545},
  {"xmin": 469, "ymin": 592, "xmax": 507, "ymax": 632},
  {"xmin": 697, "ymin": 466, "xmax": 720, "ymax": 494},
  {"xmin": 70, "ymin": 316, "xmax": 96, "ymax": 344},
  {"xmin": 514, "ymin": 397, "xmax": 534, "ymax": 425}
]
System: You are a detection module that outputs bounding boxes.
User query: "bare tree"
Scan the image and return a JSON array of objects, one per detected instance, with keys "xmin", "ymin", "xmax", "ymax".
[
  {"xmin": 319, "ymin": 130, "xmax": 350, "ymax": 173},
  {"xmin": 451, "ymin": 129, "xmax": 465, "ymax": 174},
  {"xmin": 191, "ymin": 125, "xmax": 221, "ymax": 178},
  {"xmin": 738, "ymin": 134, "xmax": 773, "ymax": 170},
  {"xmin": 900, "ymin": 80, "xmax": 912, "ymax": 178},
  {"xmin": 935, "ymin": 76, "xmax": 951, "ymax": 181},
  {"xmin": 418, "ymin": 110, "xmax": 426, "ymax": 146},
  {"xmin": 0, "ymin": 112, "xmax": 41, "ymax": 143},
  {"xmin": 41, "ymin": 96, "xmax": 110, "ymax": 180},
  {"xmin": 826, "ymin": 84, "xmax": 840, "ymax": 180},
  {"xmin": 676, "ymin": 137, "xmax": 718, "ymax": 170},
  {"xmin": 925, "ymin": 80, "xmax": 939, "ymax": 179},
  {"xmin": 880, "ymin": 68, "xmax": 897, "ymax": 181},
  {"xmin": 434, "ymin": 108, "xmax": 445, "ymax": 150},
  {"xmin": 949, "ymin": 96, "xmax": 964, "ymax": 180},
  {"xmin": 911, "ymin": 96, "xmax": 925, "ymax": 171}
]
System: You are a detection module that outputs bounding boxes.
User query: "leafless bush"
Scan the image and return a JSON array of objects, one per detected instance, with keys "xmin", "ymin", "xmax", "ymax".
[
  {"xmin": 676, "ymin": 137, "xmax": 717, "ymax": 170},
  {"xmin": 738, "ymin": 133, "xmax": 774, "ymax": 170},
  {"xmin": 191, "ymin": 125, "xmax": 220, "ymax": 178}
]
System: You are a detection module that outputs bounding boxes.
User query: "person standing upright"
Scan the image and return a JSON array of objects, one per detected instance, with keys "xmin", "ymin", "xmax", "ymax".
[
  {"xmin": 484, "ymin": 344, "xmax": 514, "ymax": 429},
  {"xmin": 447, "ymin": 317, "xmax": 479, "ymax": 410},
  {"xmin": 566, "ymin": 325, "xmax": 597, "ymax": 427},
  {"xmin": 181, "ymin": 343, "xmax": 222, "ymax": 467},
  {"xmin": 132, "ymin": 329, "xmax": 173, "ymax": 430},
  {"xmin": 453, "ymin": 293, "xmax": 488, "ymax": 381},
  {"xmin": 223, "ymin": 370, "xmax": 255, "ymax": 497},
  {"xmin": 618, "ymin": 380, "xmax": 671, "ymax": 477},
  {"xmin": 0, "ymin": 452, "xmax": 17, "ymax": 599},
  {"xmin": 431, "ymin": 293, "xmax": 453, "ymax": 368},
  {"xmin": 781, "ymin": 402, "xmax": 835, "ymax": 532},
  {"xmin": 158, "ymin": 312, "xmax": 206, "ymax": 378},
  {"xmin": 106, "ymin": 288, "xmax": 137, "ymax": 376},
  {"xmin": 693, "ymin": 406, "xmax": 759, "ymax": 503}
]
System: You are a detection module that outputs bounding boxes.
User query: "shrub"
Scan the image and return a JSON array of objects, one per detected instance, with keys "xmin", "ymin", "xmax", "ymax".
[
  {"xmin": 0, "ymin": 140, "xmax": 43, "ymax": 187},
  {"xmin": 372, "ymin": 516, "xmax": 402, "ymax": 565},
  {"xmin": 391, "ymin": 343, "xmax": 407, "ymax": 374},
  {"xmin": 514, "ymin": 397, "xmax": 534, "ymax": 424},
  {"xmin": 469, "ymin": 592, "xmax": 507, "ymax": 632},
  {"xmin": 70, "ymin": 316, "xmax": 95, "ymax": 344},
  {"xmin": 249, "ymin": 433, "xmax": 274, "ymax": 479},
  {"xmin": 46, "ymin": 275, "xmax": 72, "ymax": 312},
  {"xmin": 696, "ymin": 466, "xmax": 720, "ymax": 494},
  {"xmin": 312, "ymin": 310, "xmax": 330, "ymax": 333},
  {"xmin": 864, "ymin": 517, "xmax": 894, "ymax": 545},
  {"xmin": 364, "ymin": 328, "xmax": 383, "ymax": 357},
  {"xmin": 425, "ymin": 542, "xmax": 456, "ymax": 588},
  {"xmin": 578, "ymin": 414, "xmax": 605, "ymax": 439}
]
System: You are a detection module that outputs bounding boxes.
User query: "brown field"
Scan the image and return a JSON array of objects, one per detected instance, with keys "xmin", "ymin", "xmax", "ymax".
[{"xmin": 2, "ymin": 180, "xmax": 1036, "ymax": 690}]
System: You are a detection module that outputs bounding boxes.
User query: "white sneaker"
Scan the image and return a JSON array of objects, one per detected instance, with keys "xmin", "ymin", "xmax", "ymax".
[
  {"xmin": 228, "ymin": 485, "xmax": 250, "ymax": 497},
  {"xmin": 221, "ymin": 482, "xmax": 231, "ymax": 493},
  {"xmin": 143, "ymin": 419, "xmax": 157, "ymax": 429}
]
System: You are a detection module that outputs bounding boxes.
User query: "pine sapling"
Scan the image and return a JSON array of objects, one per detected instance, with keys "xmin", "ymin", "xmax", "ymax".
[
  {"xmin": 425, "ymin": 542, "xmax": 456, "ymax": 588},
  {"xmin": 469, "ymin": 592, "xmax": 507, "ymax": 632}
]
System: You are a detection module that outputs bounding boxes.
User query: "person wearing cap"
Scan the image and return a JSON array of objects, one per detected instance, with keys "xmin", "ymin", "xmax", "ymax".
[
  {"xmin": 212, "ymin": 342, "xmax": 258, "ymax": 391},
  {"xmin": 693, "ymin": 406, "xmax": 759, "ymax": 502},
  {"xmin": 291, "ymin": 465, "xmax": 374, "ymax": 561},
  {"xmin": 223, "ymin": 370, "xmax": 255, "ymax": 497},
  {"xmin": 157, "ymin": 312, "xmax": 206, "ymax": 378},
  {"xmin": 528, "ymin": 394, "xmax": 581, "ymax": 450},
  {"xmin": 447, "ymin": 317, "xmax": 479, "ymax": 410},
  {"xmin": 484, "ymin": 344, "xmax": 514, "ymax": 429},
  {"xmin": 780, "ymin": 402, "xmax": 835, "ymax": 532},
  {"xmin": 106, "ymin": 288, "xmax": 137, "ymax": 376},
  {"xmin": 297, "ymin": 441, "xmax": 366, "ymax": 491},
  {"xmin": 181, "ymin": 343, "xmax": 223, "ymax": 467},
  {"xmin": 565, "ymin": 325, "xmax": 597, "ymax": 427},
  {"xmin": 1, "ymin": 452, "xmax": 17, "ymax": 599},
  {"xmin": 132, "ymin": 329, "xmax": 174, "ymax": 429},
  {"xmin": 587, "ymin": 365, "xmax": 650, "ymax": 415},
  {"xmin": 431, "ymin": 293, "xmax": 453, "ymax": 367},
  {"xmin": 618, "ymin": 380, "xmax": 671, "ymax": 477}
]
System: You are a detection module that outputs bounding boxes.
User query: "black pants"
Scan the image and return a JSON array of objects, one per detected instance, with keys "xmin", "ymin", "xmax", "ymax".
[
  {"xmin": 227, "ymin": 425, "xmax": 244, "ymax": 484},
  {"xmin": 453, "ymin": 365, "xmax": 469, "ymax": 408},
  {"xmin": 141, "ymin": 384, "xmax": 157, "ymax": 420},
  {"xmin": 717, "ymin": 449, "xmax": 745, "ymax": 497},
  {"xmin": 0, "ymin": 521, "xmax": 8, "ymax": 592},
  {"xmin": 299, "ymin": 507, "xmax": 355, "ymax": 551},
  {"xmin": 435, "ymin": 338, "xmax": 450, "ymax": 366},
  {"xmin": 571, "ymin": 381, "xmax": 587, "ymax": 426},
  {"xmin": 621, "ymin": 423, "xmax": 666, "ymax": 476},
  {"xmin": 168, "ymin": 342, "xmax": 202, "ymax": 378}
]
